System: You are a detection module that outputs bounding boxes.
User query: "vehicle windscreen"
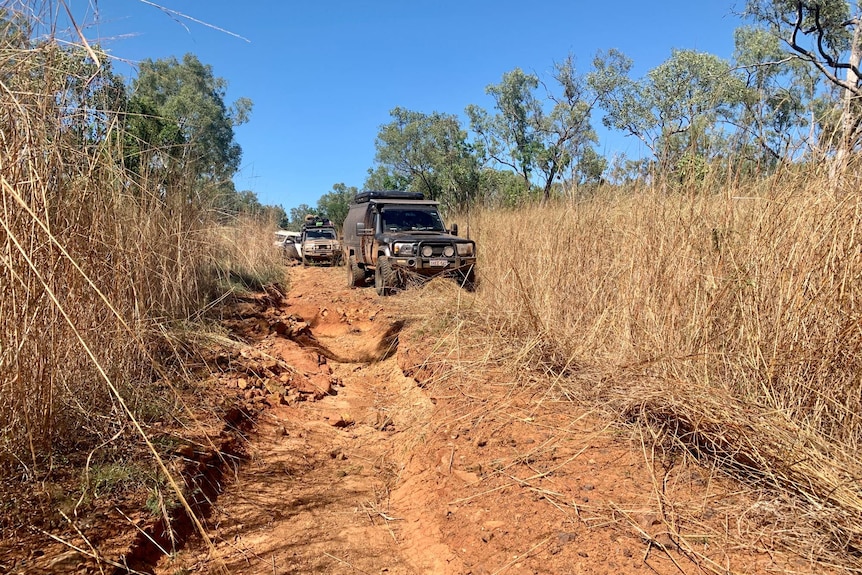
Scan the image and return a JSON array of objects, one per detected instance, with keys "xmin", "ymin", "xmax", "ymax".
[
  {"xmin": 381, "ymin": 208, "xmax": 445, "ymax": 232},
  {"xmin": 305, "ymin": 229, "xmax": 336, "ymax": 239}
]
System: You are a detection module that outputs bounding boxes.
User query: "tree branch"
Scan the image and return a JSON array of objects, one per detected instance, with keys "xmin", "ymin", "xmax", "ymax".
[{"xmin": 785, "ymin": 1, "xmax": 862, "ymax": 96}]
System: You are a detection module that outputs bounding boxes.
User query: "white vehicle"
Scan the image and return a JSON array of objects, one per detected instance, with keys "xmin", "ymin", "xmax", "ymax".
[{"xmin": 273, "ymin": 230, "xmax": 301, "ymax": 261}]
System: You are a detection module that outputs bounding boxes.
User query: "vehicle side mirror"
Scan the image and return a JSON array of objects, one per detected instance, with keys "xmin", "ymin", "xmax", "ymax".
[
  {"xmin": 356, "ymin": 222, "xmax": 373, "ymax": 236},
  {"xmin": 450, "ymin": 223, "xmax": 458, "ymax": 236}
]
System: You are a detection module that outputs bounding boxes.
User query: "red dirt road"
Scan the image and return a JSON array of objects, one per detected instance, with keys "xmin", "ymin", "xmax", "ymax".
[
  {"xmin": 153, "ymin": 265, "xmax": 824, "ymax": 575},
  {"xmin": 3, "ymin": 264, "xmax": 832, "ymax": 574}
]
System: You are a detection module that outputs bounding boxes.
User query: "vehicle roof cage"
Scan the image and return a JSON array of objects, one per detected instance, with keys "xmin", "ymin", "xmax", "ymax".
[{"xmin": 353, "ymin": 190, "xmax": 425, "ymax": 204}]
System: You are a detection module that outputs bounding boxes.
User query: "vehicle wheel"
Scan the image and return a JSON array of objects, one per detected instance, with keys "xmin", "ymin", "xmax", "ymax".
[
  {"xmin": 347, "ymin": 256, "xmax": 365, "ymax": 288},
  {"xmin": 374, "ymin": 256, "xmax": 397, "ymax": 296}
]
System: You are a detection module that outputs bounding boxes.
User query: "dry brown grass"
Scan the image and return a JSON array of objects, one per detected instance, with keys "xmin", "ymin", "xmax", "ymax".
[
  {"xmin": 459, "ymin": 174, "xmax": 862, "ymax": 566},
  {"xmin": 0, "ymin": 7, "xmax": 283, "ymax": 571},
  {"xmin": 0, "ymin": 6, "xmax": 282, "ymax": 482}
]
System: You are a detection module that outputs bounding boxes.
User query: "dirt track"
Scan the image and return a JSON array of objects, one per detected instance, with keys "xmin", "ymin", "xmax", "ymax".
[
  {"xmin": 144, "ymin": 264, "xmax": 825, "ymax": 575},
  {"xmin": 5, "ymin": 264, "xmax": 832, "ymax": 575}
]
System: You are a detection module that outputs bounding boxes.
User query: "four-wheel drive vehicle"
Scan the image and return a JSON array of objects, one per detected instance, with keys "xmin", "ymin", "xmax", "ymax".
[
  {"xmin": 300, "ymin": 217, "xmax": 342, "ymax": 266},
  {"xmin": 342, "ymin": 190, "xmax": 476, "ymax": 295}
]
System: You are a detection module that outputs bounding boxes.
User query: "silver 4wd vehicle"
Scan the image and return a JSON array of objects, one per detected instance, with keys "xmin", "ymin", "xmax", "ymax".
[
  {"xmin": 300, "ymin": 217, "xmax": 342, "ymax": 266},
  {"xmin": 342, "ymin": 190, "xmax": 476, "ymax": 295}
]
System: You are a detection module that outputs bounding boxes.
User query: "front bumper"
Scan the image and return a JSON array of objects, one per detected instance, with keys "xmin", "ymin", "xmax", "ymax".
[
  {"xmin": 303, "ymin": 244, "xmax": 341, "ymax": 261},
  {"xmin": 389, "ymin": 256, "xmax": 476, "ymax": 276}
]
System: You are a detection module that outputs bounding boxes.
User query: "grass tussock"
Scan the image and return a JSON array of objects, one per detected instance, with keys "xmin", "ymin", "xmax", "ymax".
[
  {"xmin": 469, "ymin": 176, "xmax": 862, "ymax": 562},
  {"xmin": 0, "ymin": 8, "xmax": 282, "ymax": 484}
]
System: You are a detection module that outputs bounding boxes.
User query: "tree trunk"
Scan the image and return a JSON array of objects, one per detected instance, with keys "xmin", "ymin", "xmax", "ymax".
[{"xmin": 831, "ymin": 18, "xmax": 862, "ymax": 188}]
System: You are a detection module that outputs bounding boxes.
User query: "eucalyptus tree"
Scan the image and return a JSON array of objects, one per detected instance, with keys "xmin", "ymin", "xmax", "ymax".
[
  {"xmin": 363, "ymin": 165, "xmax": 409, "ymax": 192},
  {"xmin": 467, "ymin": 60, "xmax": 601, "ymax": 202},
  {"xmin": 466, "ymin": 68, "xmax": 542, "ymax": 196},
  {"xmin": 316, "ymin": 183, "xmax": 357, "ymax": 229},
  {"xmin": 731, "ymin": 26, "xmax": 817, "ymax": 167},
  {"xmin": 588, "ymin": 48, "xmax": 746, "ymax": 178},
  {"xmin": 373, "ymin": 107, "xmax": 480, "ymax": 212},
  {"xmin": 286, "ymin": 204, "xmax": 314, "ymax": 231},
  {"xmin": 540, "ymin": 55, "xmax": 604, "ymax": 196},
  {"xmin": 128, "ymin": 53, "xmax": 252, "ymax": 200},
  {"xmin": 744, "ymin": 0, "xmax": 862, "ymax": 168}
]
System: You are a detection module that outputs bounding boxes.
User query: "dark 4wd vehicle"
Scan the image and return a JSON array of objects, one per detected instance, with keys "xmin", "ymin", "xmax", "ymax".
[{"xmin": 342, "ymin": 190, "xmax": 476, "ymax": 295}]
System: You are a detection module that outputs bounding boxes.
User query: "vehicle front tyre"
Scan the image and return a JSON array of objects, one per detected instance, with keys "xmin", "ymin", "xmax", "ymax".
[
  {"xmin": 347, "ymin": 256, "xmax": 365, "ymax": 288},
  {"xmin": 374, "ymin": 256, "xmax": 397, "ymax": 296}
]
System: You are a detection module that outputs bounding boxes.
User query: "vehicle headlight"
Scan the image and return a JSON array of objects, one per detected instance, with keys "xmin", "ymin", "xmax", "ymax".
[
  {"xmin": 456, "ymin": 243, "xmax": 474, "ymax": 256},
  {"xmin": 443, "ymin": 245, "xmax": 455, "ymax": 257},
  {"xmin": 421, "ymin": 245, "xmax": 434, "ymax": 257},
  {"xmin": 393, "ymin": 242, "xmax": 414, "ymax": 256}
]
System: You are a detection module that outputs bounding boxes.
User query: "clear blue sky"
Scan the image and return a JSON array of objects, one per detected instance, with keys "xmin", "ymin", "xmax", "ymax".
[{"xmin": 81, "ymin": 1, "xmax": 744, "ymax": 212}]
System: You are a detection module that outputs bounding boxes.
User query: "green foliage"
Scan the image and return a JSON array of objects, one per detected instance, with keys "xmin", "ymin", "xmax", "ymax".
[
  {"xmin": 607, "ymin": 154, "xmax": 651, "ymax": 184},
  {"xmin": 53, "ymin": 45, "xmax": 128, "ymax": 148},
  {"xmin": 477, "ymin": 168, "xmax": 539, "ymax": 207},
  {"xmin": 732, "ymin": 25, "xmax": 817, "ymax": 167},
  {"xmin": 127, "ymin": 53, "xmax": 252, "ymax": 191},
  {"xmin": 373, "ymin": 107, "xmax": 480, "ymax": 212},
  {"xmin": 82, "ymin": 462, "xmax": 151, "ymax": 501},
  {"xmin": 743, "ymin": 1, "xmax": 862, "ymax": 155},
  {"xmin": 145, "ymin": 482, "xmax": 180, "ymax": 517},
  {"xmin": 286, "ymin": 203, "xmax": 314, "ymax": 231},
  {"xmin": 364, "ymin": 165, "xmax": 409, "ymax": 191},
  {"xmin": 467, "ymin": 68, "xmax": 542, "ymax": 193},
  {"xmin": 316, "ymin": 183, "xmax": 357, "ymax": 229},
  {"xmin": 745, "ymin": 0, "xmax": 854, "ymax": 60},
  {"xmin": 589, "ymin": 48, "xmax": 746, "ymax": 174},
  {"xmin": 0, "ymin": 8, "xmax": 30, "ymax": 49},
  {"xmin": 574, "ymin": 146, "xmax": 608, "ymax": 186},
  {"xmin": 121, "ymin": 94, "xmax": 185, "ymax": 179},
  {"xmin": 468, "ymin": 59, "xmax": 602, "ymax": 201},
  {"xmin": 212, "ymin": 189, "xmax": 285, "ymax": 225},
  {"xmin": 540, "ymin": 55, "xmax": 602, "ymax": 198}
]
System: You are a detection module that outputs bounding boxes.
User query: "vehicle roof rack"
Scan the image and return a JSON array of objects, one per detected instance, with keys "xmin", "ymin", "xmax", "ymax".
[
  {"xmin": 353, "ymin": 190, "xmax": 425, "ymax": 204},
  {"xmin": 301, "ymin": 215, "xmax": 334, "ymax": 230}
]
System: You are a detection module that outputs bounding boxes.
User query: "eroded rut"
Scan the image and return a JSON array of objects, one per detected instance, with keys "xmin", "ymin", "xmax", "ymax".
[
  {"xmin": 152, "ymin": 265, "xmax": 455, "ymax": 575},
  {"xmin": 139, "ymin": 265, "xmax": 831, "ymax": 575},
  {"xmin": 12, "ymin": 264, "xmax": 839, "ymax": 575}
]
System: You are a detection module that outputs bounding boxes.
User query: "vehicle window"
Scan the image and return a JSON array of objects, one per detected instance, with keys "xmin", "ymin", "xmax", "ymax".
[
  {"xmin": 305, "ymin": 229, "xmax": 336, "ymax": 239},
  {"xmin": 381, "ymin": 209, "xmax": 445, "ymax": 232}
]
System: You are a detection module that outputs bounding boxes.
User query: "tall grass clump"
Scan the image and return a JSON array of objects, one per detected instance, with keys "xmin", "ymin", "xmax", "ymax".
[
  {"xmin": 473, "ymin": 172, "xmax": 862, "ymax": 553},
  {"xmin": 0, "ymin": 6, "xmax": 281, "ymax": 479}
]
